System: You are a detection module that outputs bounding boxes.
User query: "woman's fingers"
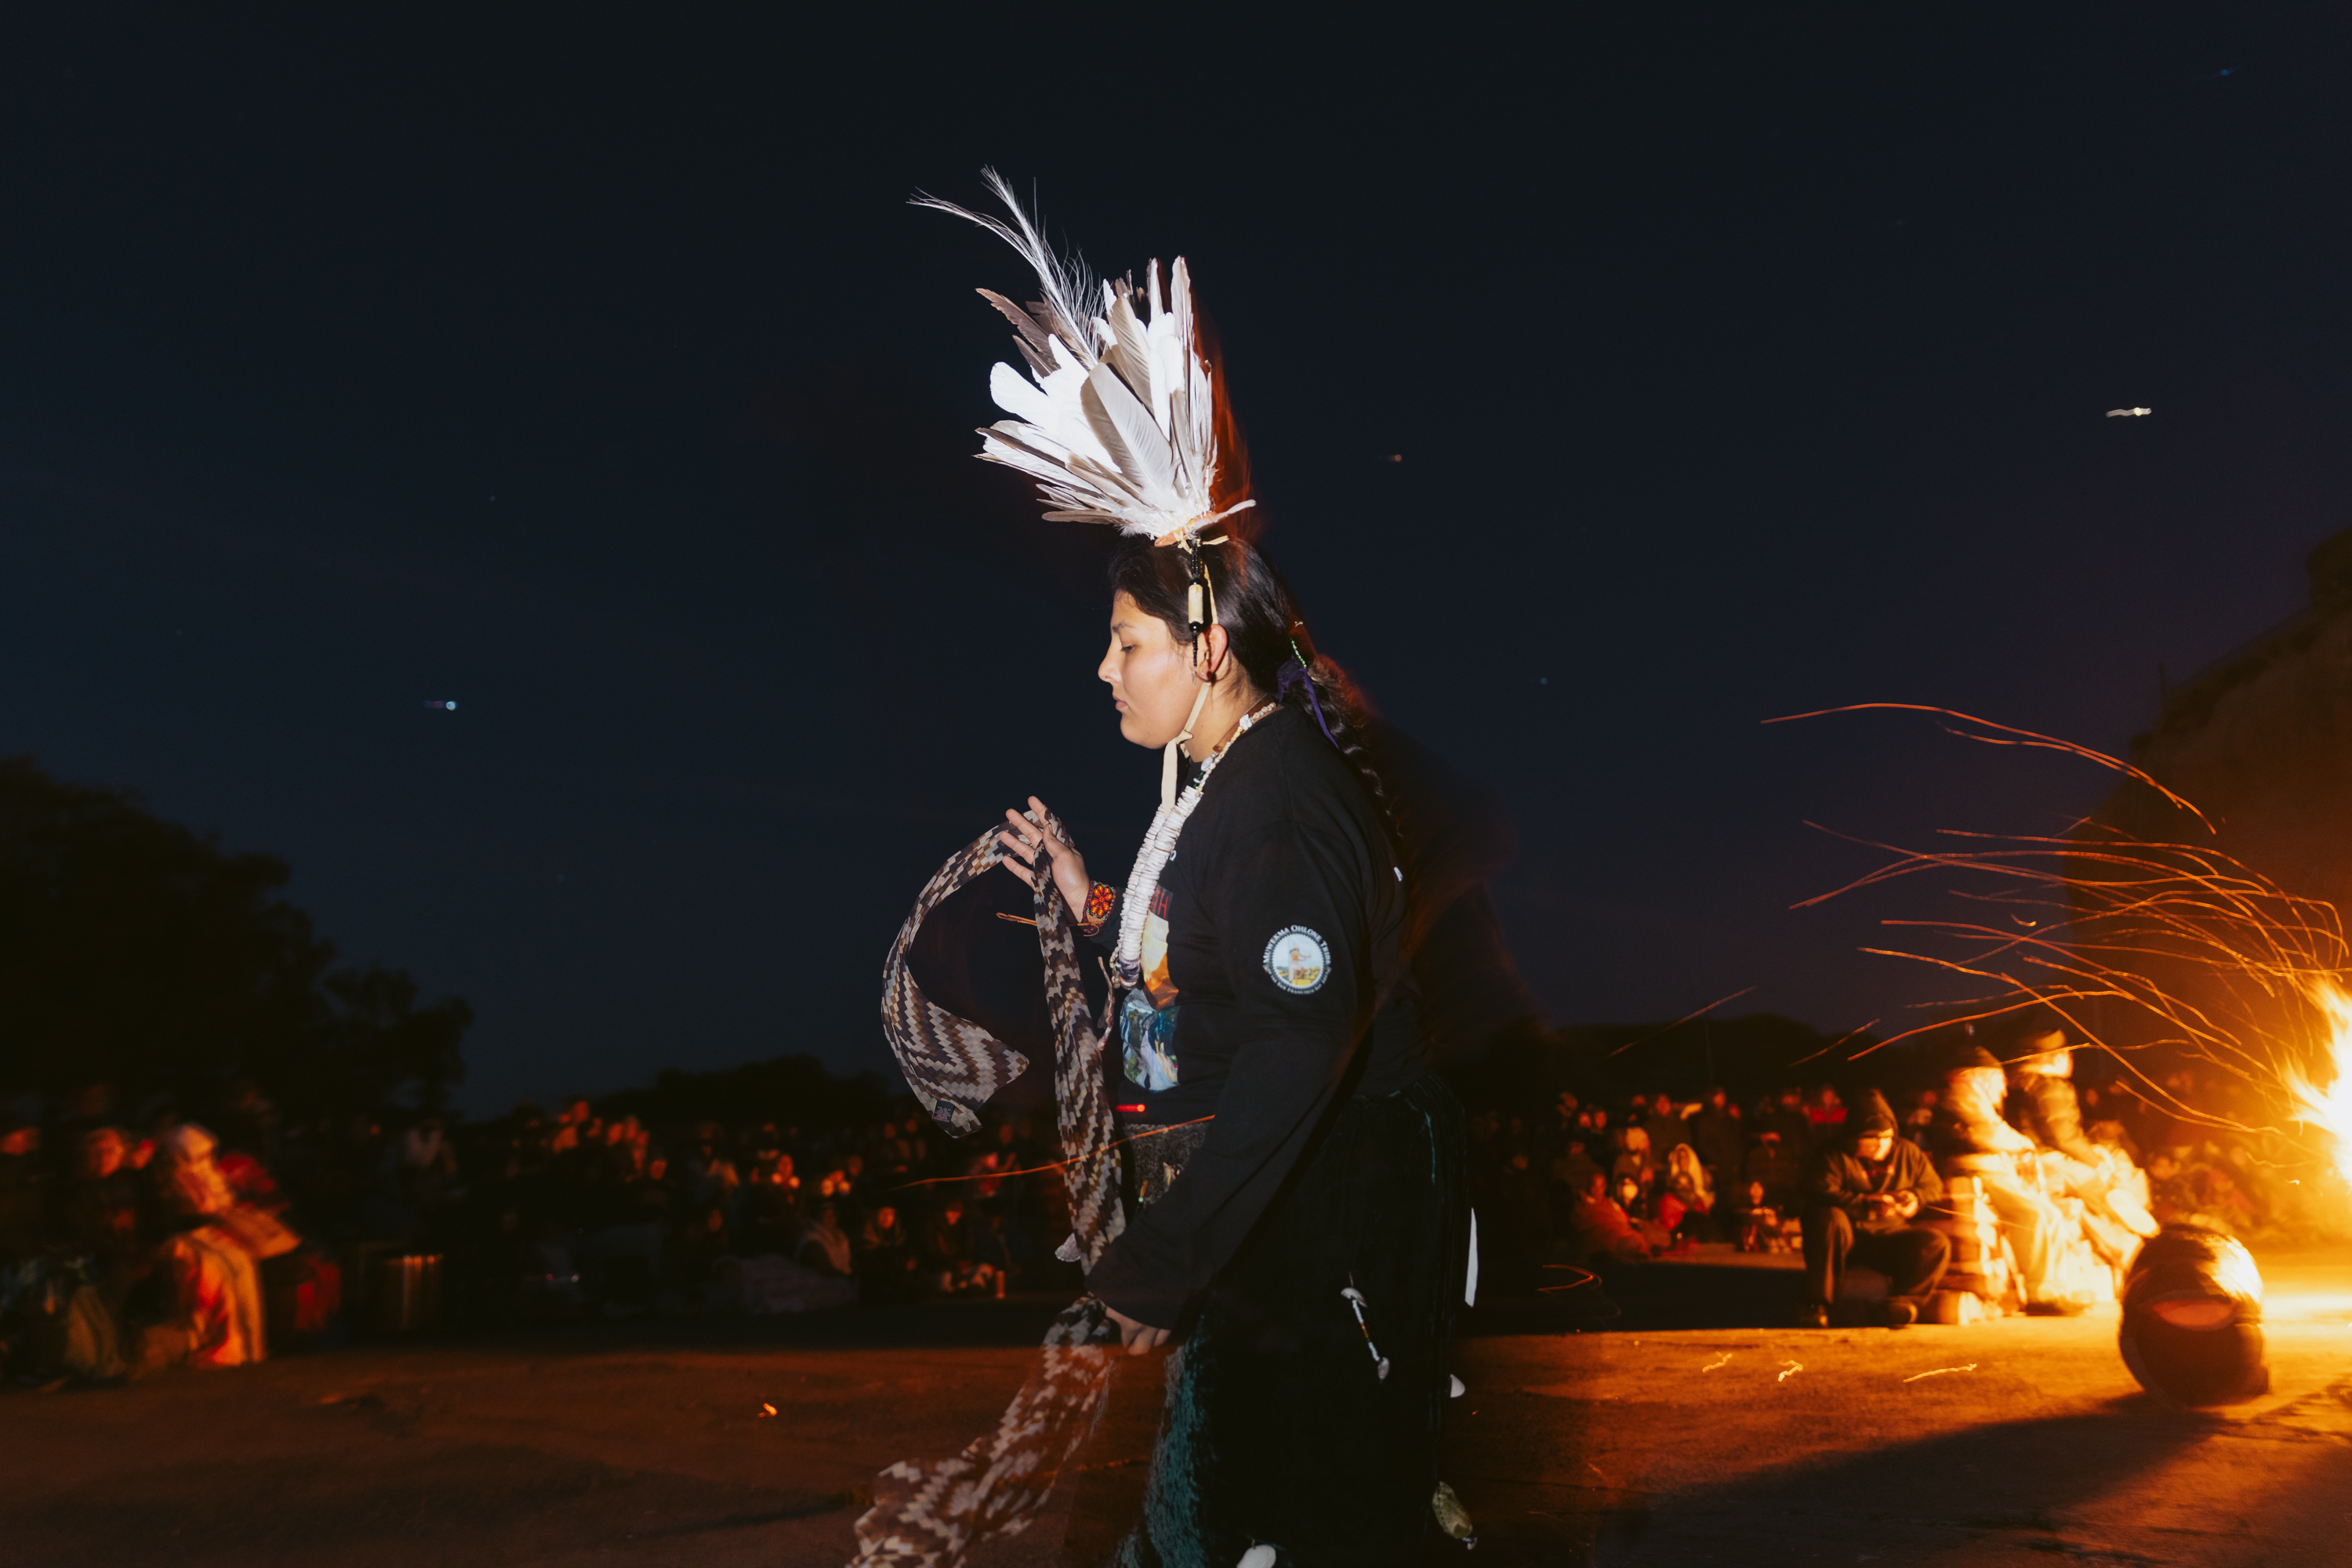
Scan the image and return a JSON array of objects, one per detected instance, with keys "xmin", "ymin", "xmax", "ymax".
[
  {"xmin": 1022, "ymin": 797, "xmax": 1094, "ymax": 910},
  {"xmin": 1000, "ymin": 800, "xmax": 1091, "ymax": 910},
  {"xmin": 999, "ymin": 808, "xmax": 1047, "ymax": 866},
  {"xmin": 997, "ymin": 808, "xmax": 1044, "ymax": 889},
  {"xmin": 1023, "ymin": 798, "xmax": 1066, "ymax": 858}
]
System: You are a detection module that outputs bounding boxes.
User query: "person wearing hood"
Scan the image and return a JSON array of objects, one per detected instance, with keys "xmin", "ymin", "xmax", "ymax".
[{"xmin": 1799, "ymin": 1091, "xmax": 1948, "ymax": 1327}]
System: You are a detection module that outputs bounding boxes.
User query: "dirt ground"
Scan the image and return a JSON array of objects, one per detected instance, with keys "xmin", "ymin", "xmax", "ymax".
[{"xmin": 2, "ymin": 1247, "xmax": 2346, "ymax": 1566}]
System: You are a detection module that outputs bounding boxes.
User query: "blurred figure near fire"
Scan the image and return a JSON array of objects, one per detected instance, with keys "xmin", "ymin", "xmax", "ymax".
[
  {"xmin": 151, "ymin": 1123, "xmax": 283, "ymax": 1367},
  {"xmin": 2008, "ymin": 1028, "xmax": 2159, "ymax": 1278},
  {"xmin": 1934, "ymin": 1040, "xmax": 2083, "ymax": 1312}
]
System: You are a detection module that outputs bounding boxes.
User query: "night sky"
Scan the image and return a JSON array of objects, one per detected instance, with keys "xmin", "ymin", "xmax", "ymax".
[{"xmin": 4, "ymin": 9, "xmax": 2348, "ymax": 1114}]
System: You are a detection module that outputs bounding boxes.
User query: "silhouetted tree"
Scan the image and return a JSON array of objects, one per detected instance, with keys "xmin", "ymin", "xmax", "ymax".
[{"xmin": 0, "ymin": 757, "xmax": 469, "ymax": 1114}]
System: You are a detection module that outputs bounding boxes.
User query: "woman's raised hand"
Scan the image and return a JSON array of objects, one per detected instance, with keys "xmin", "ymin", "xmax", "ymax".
[{"xmin": 998, "ymin": 796, "xmax": 1092, "ymax": 916}]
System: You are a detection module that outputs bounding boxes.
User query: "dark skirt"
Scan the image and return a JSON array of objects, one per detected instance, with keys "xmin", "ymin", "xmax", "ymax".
[{"xmin": 1115, "ymin": 1071, "xmax": 1468, "ymax": 1568}]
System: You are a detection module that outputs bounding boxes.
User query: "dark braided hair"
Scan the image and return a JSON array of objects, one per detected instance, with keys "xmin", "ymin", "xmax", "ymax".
[{"xmin": 1107, "ymin": 534, "xmax": 1394, "ymax": 829}]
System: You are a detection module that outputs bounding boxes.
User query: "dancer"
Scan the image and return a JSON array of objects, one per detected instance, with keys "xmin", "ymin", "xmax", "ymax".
[{"xmin": 916, "ymin": 172, "xmax": 1470, "ymax": 1568}]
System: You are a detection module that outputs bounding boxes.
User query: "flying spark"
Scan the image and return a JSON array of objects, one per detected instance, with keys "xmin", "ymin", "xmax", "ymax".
[
  {"xmin": 1777, "ymin": 1359, "xmax": 1804, "ymax": 1383},
  {"xmin": 1781, "ymin": 706, "xmax": 2352, "ymax": 1191},
  {"xmin": 1902, "ymin": 1363, "xmax": 1979, "ymax": 1383},
  {"xmin": 2106, "ymin": 407, "xmax": 2152, "ymax": 417},
  {"xmin": 423, "ymin": 699, "xmax": 457, "ymax": 710},
  {"xmin": 1701, "ymin": 1353, "xmax": 1734, "ymax": 1372}
]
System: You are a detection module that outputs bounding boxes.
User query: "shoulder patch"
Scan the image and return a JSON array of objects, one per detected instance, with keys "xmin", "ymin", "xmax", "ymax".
[{"xmin": 1262, "ymin": 926, "xmax": 1331, "ymax": 995}]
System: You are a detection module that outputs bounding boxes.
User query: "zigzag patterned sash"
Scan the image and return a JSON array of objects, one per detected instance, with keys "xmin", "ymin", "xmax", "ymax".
[{"xmin": 856, "ymin": 812, "xmax": 1129, "ymax": 1567}]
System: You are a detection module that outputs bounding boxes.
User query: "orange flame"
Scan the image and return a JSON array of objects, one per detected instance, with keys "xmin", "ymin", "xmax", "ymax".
[
  {"xmin": 1782, "ymin": 721, "xmax": 2352, "ymax": 1196},
  {"xmin": 2285, "ymin": 982, "xmax": 2352, "ymax": 1185}
]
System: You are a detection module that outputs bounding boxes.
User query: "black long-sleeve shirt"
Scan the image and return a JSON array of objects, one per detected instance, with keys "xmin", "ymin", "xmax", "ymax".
[
  {"xmin": 1083, "ymin": 705, "xmax": 1428, "ymax": 1327},
  {"xmin": 1806, "ymin": 1138, "xmax": 1944, "ymax": 1234}
]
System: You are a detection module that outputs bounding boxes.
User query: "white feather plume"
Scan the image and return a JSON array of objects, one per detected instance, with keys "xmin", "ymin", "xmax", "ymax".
[{"xmin": 913, "ymin": 170, "xmax": 1249, "ymax": 542}]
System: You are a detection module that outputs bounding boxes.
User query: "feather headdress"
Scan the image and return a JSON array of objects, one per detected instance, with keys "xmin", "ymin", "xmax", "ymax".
[{"xmin": 913, "ymin": 169, "xmax": 1252, "ymax": 544}]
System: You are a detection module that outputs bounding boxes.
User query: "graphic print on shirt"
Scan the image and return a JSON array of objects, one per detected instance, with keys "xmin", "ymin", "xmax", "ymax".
[
  {"xmin": 1121, "ymin": 884, "xmax": 1181, "ymax": 1091},
  {"xmin": 1138, "ymin": 884, "xmax": 1176, "ymax": 1007},
  {"xmin": 1262, "ymin": 925, "xmax": 1330, "ymax": 995},
  {"xmin": 1119, "ymin": 989, "xmax": 1181, "ymax": 1092}
]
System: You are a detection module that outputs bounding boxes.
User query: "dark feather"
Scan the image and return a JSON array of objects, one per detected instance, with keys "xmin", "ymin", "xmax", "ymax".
[{"xmin": 977, "ymin": 287, "xmax": 1055, "ymax": 360}]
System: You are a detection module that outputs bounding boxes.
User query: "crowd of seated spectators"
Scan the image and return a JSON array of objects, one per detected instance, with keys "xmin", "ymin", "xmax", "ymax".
[
  {"xmin": 2, "ymin": 1047, "xmax": 2331, "ymax": 1386},
  {"xmin": 1461, "ymin": 1062, "xmax": 2329, "ymax": 1297},
  {"xmin": 443, "ymin": 1095, "xmax": 1081, "ymax": 1320},
  {"xmin": 0, "ymin": 1079, "xmax": 1080, "ymax": 1388},
  {"xmin": 0, "ymin": 1084, "xmax": 321, "ymax": 1387},
  {"xmin": 2078, "ymin": 1069, "xmax": 2334, "ymax": 1244}
]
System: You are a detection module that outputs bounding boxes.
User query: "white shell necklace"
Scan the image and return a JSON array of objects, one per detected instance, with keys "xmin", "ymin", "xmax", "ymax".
[{"xmin": 1112, "ymin": 698, "xmax": 1280, "ymax": 989}]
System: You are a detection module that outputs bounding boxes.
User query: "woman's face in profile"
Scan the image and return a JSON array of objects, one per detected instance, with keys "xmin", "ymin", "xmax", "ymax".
[{"xmin": 1100, "ymin": 590, "xmax": 1199, "ymax": 750}]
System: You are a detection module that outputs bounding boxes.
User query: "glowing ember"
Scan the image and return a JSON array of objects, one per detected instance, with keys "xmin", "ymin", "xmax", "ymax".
[{"xmin": 2285, "ymin": 981, "xmax": 2352, "ymax": 1185}]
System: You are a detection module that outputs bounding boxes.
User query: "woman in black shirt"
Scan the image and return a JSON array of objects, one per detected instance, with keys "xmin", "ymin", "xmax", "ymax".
[{"xmin": 1000, "ymin": 533, "xmax": 1468, "ymax": 1568}]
